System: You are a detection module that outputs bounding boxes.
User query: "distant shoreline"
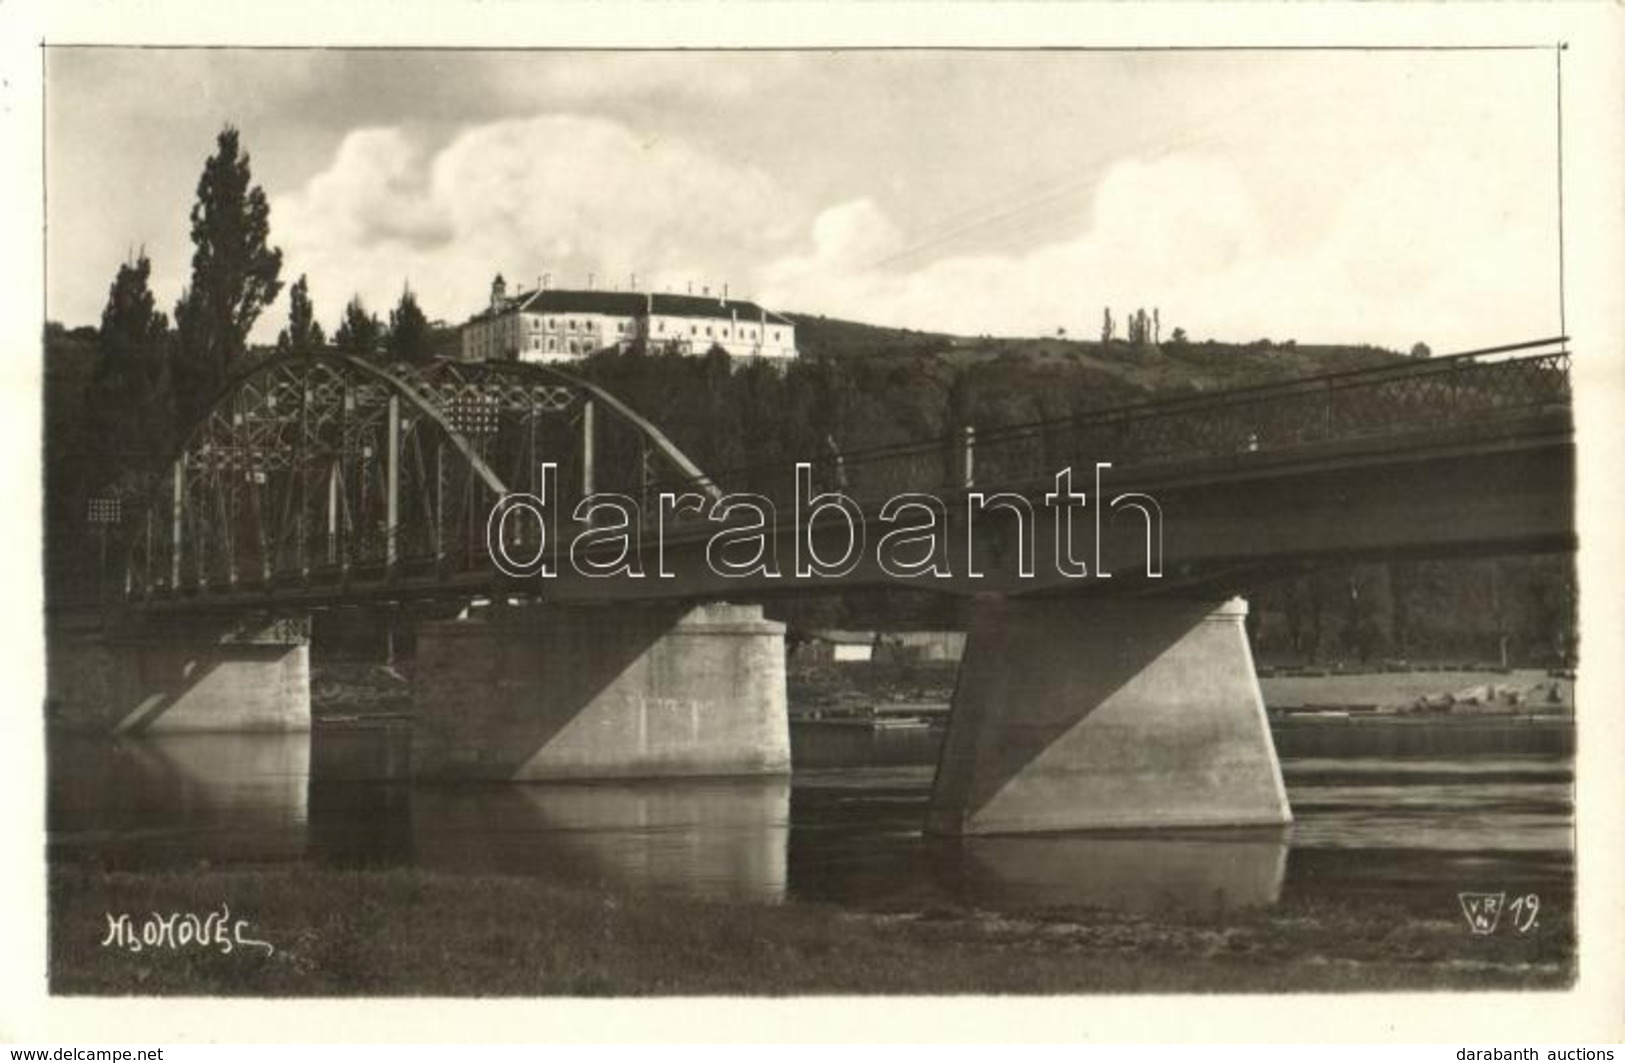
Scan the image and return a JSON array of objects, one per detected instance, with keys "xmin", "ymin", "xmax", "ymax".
[{"xmin": 299, "ymin": 662, "xmax": 1578, "ymax": 759}]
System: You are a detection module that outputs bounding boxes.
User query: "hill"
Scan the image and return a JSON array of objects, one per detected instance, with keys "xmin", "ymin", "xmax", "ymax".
[
  {"xmin": 787, "ymin": 310, "xmax": 1407, "ymax": 399},
  {"xmin": 764, "ymin": 312, "xmax": 1412, "ymax": 462}
]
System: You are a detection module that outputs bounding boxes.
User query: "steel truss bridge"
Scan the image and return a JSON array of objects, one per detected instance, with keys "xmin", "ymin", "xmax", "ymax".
[{"xmin": 112, "ymin": 337, "xmax": 1573, "ymax": 610}]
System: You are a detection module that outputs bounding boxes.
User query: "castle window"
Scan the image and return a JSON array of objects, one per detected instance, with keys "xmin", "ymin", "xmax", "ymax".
[{"xmin": 547, "ymin": 339, "xmax": 556, "ymax": 352}]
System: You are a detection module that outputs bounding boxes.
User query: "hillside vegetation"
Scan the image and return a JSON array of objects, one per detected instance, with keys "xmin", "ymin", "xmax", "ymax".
[
  {"xmin": 791, "ymin": 311, "xmax": 1404, "ymax": 394},
  {"xmin": 569, "ymin": 314, "xmax": 1410, "ymax": 477}
]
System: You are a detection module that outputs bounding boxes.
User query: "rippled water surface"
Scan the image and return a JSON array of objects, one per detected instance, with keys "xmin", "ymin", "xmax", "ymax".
[{"xmin": 47, "ymin": 727, "xmax": 1573, "ymax": 917}]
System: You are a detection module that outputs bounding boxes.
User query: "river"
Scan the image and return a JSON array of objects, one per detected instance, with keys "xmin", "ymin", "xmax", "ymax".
[{"xmin": 45, "ymin": 725, "xmax": 1572, "ymax": 921}]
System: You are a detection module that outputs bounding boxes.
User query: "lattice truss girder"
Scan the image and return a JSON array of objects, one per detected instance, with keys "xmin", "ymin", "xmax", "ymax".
[
  {"xmin": 122, "ymin": 355, "xmax": 715, "ymax": 599},
  {"xmin": 118, "ymin": 347, "xmax": 1567, "ymax": 598}
]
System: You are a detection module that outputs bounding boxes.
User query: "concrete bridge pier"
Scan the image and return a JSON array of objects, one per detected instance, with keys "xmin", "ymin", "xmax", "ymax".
[
  {"xmin": 926, "ymin": 596, "xmax": 1290, "ymax": 835},
  {"xmin": 46, "ymin": 615, "xmax": 312, "ymax": 733},
  {"xmin": 411, "ymin": 602, "xmax": 790, "ymax": 780}
]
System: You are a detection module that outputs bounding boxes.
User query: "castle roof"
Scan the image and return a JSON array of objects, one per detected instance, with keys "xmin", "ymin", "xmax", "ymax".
[{"xmin": 471, "ymin": 288, "xmax": 793, "ymax": 326}]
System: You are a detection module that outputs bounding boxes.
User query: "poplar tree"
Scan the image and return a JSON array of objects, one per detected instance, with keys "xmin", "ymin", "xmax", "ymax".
[
  {"xmin": 385, "ymin": 285, "xmax": 433, "ymax": 362},
  {"xmin": 276, "ymin": 274, "xmax": 325, "ymax": 355},
  {"xmin": 173, "ymin": 126, "xmax": 284, "ymax": 422},
  {"xmin": 87, "ymin": 252, "xmax": 174, "ymax": 478},
  {"xmin": 333, "ymin": 296, "xmax": 383, "ymax": 356}
]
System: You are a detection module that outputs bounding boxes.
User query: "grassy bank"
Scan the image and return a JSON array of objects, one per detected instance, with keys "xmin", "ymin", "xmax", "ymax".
[
  {"xmin": 1258, "ymin": 669, "xmax": 1574, "ymax": 713},
  {"xmin": 50, "ymin": 865, "xmax": 1571, "ymax": 996}
]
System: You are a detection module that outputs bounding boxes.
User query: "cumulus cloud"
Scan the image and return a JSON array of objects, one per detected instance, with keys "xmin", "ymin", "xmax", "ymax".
[
  {"xmin": 282, "ymin": 128, "xmax": 452, "ymax": 250},
  {"xmin": 760, "ymin": 154, "xmax": 1269, "ymax": 337},
  {"xmin": 271, "ymin": 120, "xmax": 1554, "ymax": 355},
  {"xmin": 270, "ymin": 114, "xmax": 803, "ymax": 332},
  {"xmin": 52, "ymin": 49, "xmax": 1559, "ymax": 357},
  {"xmin": 758, "ymin": 150, "xmax": 1556, "ymax": 352}
]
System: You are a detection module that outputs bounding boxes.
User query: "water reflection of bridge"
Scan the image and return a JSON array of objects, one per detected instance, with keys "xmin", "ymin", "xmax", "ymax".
[
  {"xmin": 49, "ymin": 337, "xmax": 1574, "ymax": 836},
  {"xmin": 49, "ymin": 732, "xmax": 1291, "ymax": 910}
]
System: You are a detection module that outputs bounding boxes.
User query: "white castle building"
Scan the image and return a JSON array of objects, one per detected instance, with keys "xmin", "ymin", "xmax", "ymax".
[{"xmin": 461, "ymin": 275, "xmax": 798, "ymax": 364}]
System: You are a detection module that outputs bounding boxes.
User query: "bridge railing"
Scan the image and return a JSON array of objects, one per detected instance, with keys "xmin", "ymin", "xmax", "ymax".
[{"xmin": 968, "ymin": 336, "xmax": 1573, "ymax": 489}]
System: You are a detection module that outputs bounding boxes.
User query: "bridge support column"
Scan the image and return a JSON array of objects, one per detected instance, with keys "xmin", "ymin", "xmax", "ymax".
[
  {"xmin": 412, "ymin": 602, "xmax": 789, "ymax": 780},
  {"xmin": 926, "ymin": 596, "xmax": 1289, "ymax": 835},
  {"xmin": 46, "ymin": 616, "xmax": 312, "ymax": 734}
]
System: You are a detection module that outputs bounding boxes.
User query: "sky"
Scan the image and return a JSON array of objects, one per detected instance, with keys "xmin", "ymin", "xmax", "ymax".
[{"xmin": 44, "ymin": 47, "xmax": 1564, "ymax": 353}]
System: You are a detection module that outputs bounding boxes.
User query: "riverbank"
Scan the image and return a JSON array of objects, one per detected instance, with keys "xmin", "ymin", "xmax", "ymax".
[
  {"xmin": 310, "ymin": 661, "xmax": 1576, "ymax": 763},
  {"xmin": 782, "ymin": 663, "xmax": 1575, "ymax": 720},
  {"xmin": 50, "ymin": 864, "xmax": 1570, "ymax": 996},
  {"xmin": 313, "ymin": 659, "xmax": 1575, "ymax": 721},
  {"xmin": 1258, "ymin": 669, "xmax": 1574, "ymax": 715}
]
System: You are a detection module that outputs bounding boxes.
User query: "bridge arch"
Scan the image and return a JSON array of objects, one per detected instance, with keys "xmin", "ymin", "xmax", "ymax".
[{"xmin": 121, "ymin": 353, "xmax": 717, "ymax": 601}]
